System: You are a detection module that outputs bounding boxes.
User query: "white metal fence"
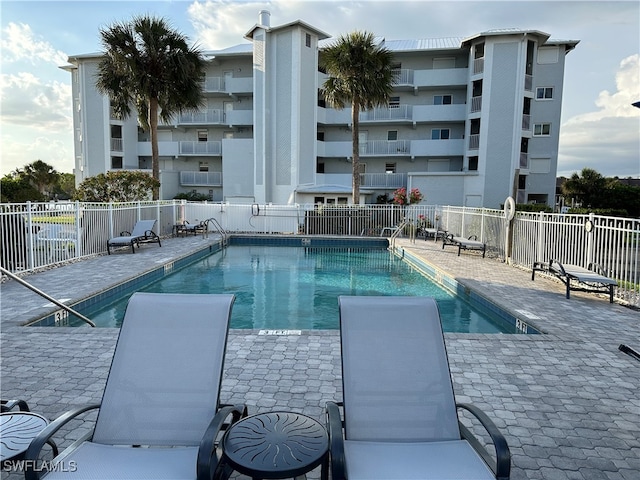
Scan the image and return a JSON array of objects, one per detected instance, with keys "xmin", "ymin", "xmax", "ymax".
[{"xmin": 1, "ymin": 201, "xmax": 638, "ymax": 306}]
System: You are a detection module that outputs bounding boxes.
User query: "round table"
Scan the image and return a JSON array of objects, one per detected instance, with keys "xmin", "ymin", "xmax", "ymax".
[
  {"xmin": 222, "ymin": 411, "xmax": 329, "ymax": 479},
  {"xmin": 0, "ymin": 412, "xmax": 49, "ymax": 462}
]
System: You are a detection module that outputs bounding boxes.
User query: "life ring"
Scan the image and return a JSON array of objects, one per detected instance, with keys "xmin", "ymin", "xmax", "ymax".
[{"xmin": 504, "ymin": 196, "xmax": 516, "ymax": 221}]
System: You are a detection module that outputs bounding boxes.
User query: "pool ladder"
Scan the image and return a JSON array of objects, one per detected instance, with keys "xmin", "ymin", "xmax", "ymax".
[
  {"xmin": 389, "ymin": 219, "xmax": 409, "ymax": 249},
  {"xmin": 204, "ymin": 218, "xmax": 229, "ymax": 248}
]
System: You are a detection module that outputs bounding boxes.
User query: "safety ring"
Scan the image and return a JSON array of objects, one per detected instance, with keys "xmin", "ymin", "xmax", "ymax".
[{"xmin": 504, "ymin": 196, "xmax": 516, "ymax": 221}]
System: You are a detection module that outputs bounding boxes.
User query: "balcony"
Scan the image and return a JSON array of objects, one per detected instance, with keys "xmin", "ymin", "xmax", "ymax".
[
  {"xmin": 470, "ymin": 96, "xmax": 482, "ymax": 113},
  {"xmin": 175, "ymin": 109, "xmax": 253, "ymax": 126},
  {"xmin": 316, "ymin": 173, "xmax": 407, "ymax": 189},
  {"xmin": 318, "ymin": 103, "xmax": 465, "ymax": 126},
  {"xmin": 179, "ymin": 141, "xmax": 222, "ymax": 156},
  {"xmin": 522, "ymin": 114, "xmax": 531, "ymax": 131},
  {"xmin": 202, "ymin": 76, "xmax": 253, "ymax": 95},
  {"xmin": 180, "ymin": 171, "xmax": 222, "ymax": 187},
  {"xmin": 110, "ymin": 138, "xmax": 123, "ymax": 152},
  {"xmin": 318, "ymin": 139, "xmax": 464, "ymax": 158}
]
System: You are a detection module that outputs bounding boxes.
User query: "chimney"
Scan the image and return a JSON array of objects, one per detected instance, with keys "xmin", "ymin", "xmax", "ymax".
[{"xmin": 258, "ymin": 10, "xmax": 270, "ymax": 27}]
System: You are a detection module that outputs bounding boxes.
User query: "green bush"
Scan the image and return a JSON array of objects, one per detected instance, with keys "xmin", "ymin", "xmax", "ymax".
[{"xmin": 173, "ymin": 192, "xmax": 210, "ymax": 201}]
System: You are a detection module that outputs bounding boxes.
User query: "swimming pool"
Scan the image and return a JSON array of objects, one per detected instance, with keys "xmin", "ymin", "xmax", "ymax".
[{"xmin": 39, "ymin": 243, "xmax": 521, "ymax": 333}]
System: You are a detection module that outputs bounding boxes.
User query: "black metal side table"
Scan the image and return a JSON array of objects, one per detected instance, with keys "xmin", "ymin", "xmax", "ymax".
[{"xmin": 221, "ymin": 411, "xmax": 329, "ymax": 479}]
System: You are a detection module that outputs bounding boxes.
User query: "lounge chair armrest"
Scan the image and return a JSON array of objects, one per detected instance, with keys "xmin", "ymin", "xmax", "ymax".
[
  {"xmin": 24, "ymin": 403, "xmax": 100, "ymax": 480},
  {"xmin": 198, "ymin": 404, "xmax": 248, "ymax": 480},
  {"xmin": 549, "ymin": 259, "xmax": 566, "ymax": 276},
  {"xmin": 468, "ymin": 234, "xmax": 478, "ymax": 240},
  {"xmin": 1, "ymin": 399, "xmax": 30, "ymax": 412},
  {"xmin": 457, "ymin": 403, "xmax": 511, "ymax": 480},
  {"xmin": 588, "ymin": 262, "xmax": 608, "ymax": 276},
  {"xmin": 325, "ymin": 401, "xmax": 346, "ymax": 480},
  {"xmin": 119, "ymin": 230, "xmax": 132, "ymax": 236}
]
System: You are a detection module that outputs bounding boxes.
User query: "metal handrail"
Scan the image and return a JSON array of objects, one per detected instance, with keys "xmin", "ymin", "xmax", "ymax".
[
  {"xmin": 204, "ymin": 218, "xmax": 228, "ymax": 246},
  {"xmin": 389, "ymin": 219, "xmax": 409, "ymax": 249},
  {"xmin": 0, "ymin": 266, "xmax": 96, "ymax": 327}
]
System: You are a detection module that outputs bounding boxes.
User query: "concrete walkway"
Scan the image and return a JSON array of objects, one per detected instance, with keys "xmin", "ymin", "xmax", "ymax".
[{"xmin": 1, "ymin": 235, "xmax": 638, "ymax": 479}]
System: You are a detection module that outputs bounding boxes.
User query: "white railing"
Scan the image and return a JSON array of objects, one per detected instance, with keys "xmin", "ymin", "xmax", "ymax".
[
  {"xmin": 178, "ymin": 109, "xmax": 223, "ymax": 124},
  {"xmin": 392, "ymin": 69, "xmax": 414, "ymax": 85},
  {"xmin": 360, "ymin": 140, "xmax": 410, "ymax": 155},
  {"xmin": 179, "ymin": 141, "xmax": 222, "ymax": 155},
  {"xmin": 470, "ymin": 96, "xmax": 482, "ymax": 113},
  {"xmin": 2, "ymin": 202, "xmax": 637, "ymax": 306},
  {"xmin": 180, "ymin": 171, "xmax": 222, "ymax": 186},
  {"xmin": 360, "ymin": 105, "xmax": 412, "ymax": 121},
  {"xmin": 110, "ymin": 138, "xmax": 123, "ymax": 152},
  {"xmin": 468, "ymin": 134, "xmax": 480, "ymax": 150}
]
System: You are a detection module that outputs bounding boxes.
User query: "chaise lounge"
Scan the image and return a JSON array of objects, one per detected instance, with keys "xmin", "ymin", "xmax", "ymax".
[
  {"xmin": 531, "ymin": 260, "xmax": 617, "ymax": 303},
  {"xmin": 326, "ymin": 296, "xmax": 510, "ymax": 480},
  {"xmin": 107, "ymin": 219, "xmax": 161, "ymax": 254},
  {"xmin": 442, "ymin": 234, "xmax": 486, "ymax": 257}
]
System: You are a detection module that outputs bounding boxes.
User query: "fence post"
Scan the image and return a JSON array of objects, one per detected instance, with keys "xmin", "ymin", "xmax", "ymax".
[
  {"xmin": 536, "ymin": 211, "xmax": 545, "ymax": 262},
  {"xmin": 74, "ymin": 201, "xmax": 82, "ymax": 257},
  {"xmin": 586, "ymin": 212, "xmax": 595, "ymax": 266},
  {"xmin": 108, "ymin": 203, "xmax": 114, "ymax": 239},
  {"xmin": 26, "ymin": 202, "xmax": 35, "ymax": 270}
]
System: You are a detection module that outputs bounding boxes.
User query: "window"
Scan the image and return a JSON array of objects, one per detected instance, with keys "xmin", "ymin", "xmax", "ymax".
[
  {"xmin": 536, "ymin": 87, "xmax": 553, "ymax": 100},
  {"xmin": 385, "ymin": 163, "xmax": 396, "ymax": 173},
  {"xmin": 474, "ymin": 43, "xmax": 484, "ymax": 59},
  {"xmin": 387, "ymin": 130, "xmax": 398, "ymax": 141},
  {"xmin": 198, "ymin": 130, "xmax": 208, "ymax": 142},
  {"xmin": 111, "ymin": 157, "xmax": 123, "ymax": 169},
  {"xmin": 317, "ymin": 162, "xmax": 325, "ymax": 173},
  {"xmin": 199, "ymin": 162, "xmax": 209, "ymax": 172},
  {"xmin": 389, "ymin": 96, "xmax": 400, "ymax": 108},
  {"xmin": 434, "ymin": 95, "xmax": 452, "ymax": 105},
  {"xmin": 533, "ymin": 123, "xmax": 551, "ymax": 136},
  {"xmin": 317, "ymin": 131, "xmax": 325, "ymax": 141},
  {"xmin": 431, "ymin": 128, "xmax": 450, "ymax": 140},
  {"xmin": 518, "ymin": 175, "xmax": 527, "ymax": 190},
  {"xmin": 468, "ymin": 156, "xmax": 479, "ymax": 171},
  {"xmin": 305, "ymin": 33, "xmax": 311, "ymax": 48}
]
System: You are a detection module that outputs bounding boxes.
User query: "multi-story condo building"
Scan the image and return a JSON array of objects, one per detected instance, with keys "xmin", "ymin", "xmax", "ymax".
[{"xmin": 63, "ymin": 11, "xmax": 578, "ymax": 208}]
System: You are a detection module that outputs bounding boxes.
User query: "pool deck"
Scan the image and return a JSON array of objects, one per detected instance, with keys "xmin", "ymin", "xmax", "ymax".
[{"xmin": 1, "ymin": 235, "xmax": 638, "ymax": 479}]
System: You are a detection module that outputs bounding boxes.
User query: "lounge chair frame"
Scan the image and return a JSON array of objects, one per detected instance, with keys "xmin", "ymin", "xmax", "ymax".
[
  {"xmin": 442, "ymin": 233, "xmax": 486, "ymax": 257},
  {"xmin": 531, "ymin": 260, "xmax": 617, "ymax": 303},
  {"xmin": 107, "ymin": 219, "xmax": 161, "ymax": 254},
  {"xmin": 326, "ymin": 296, "xmax": 510, "ymax": 480},
  {"xmin": 24, "ymin": 293, "xmax": 247, "ymax": 480}
]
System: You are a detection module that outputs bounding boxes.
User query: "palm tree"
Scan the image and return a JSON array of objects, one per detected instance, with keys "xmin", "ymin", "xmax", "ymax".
[
  {"xmin": 23, "ymin": 160, "xmax": 58, "ymax": 198},
  {"xmin": 320, "ymin": 31, "xmax": 395, "ymax": 204},
  {"xmin": 96, "ymin": 15, "xmax": 206, "ymax": 200}
]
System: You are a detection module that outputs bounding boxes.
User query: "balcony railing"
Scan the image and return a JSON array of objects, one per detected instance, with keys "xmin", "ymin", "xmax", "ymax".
[
  {"xmin": 522, "ymin": 114, "xmax": 531, "ymax": 131},
  {"xmin": 361, "ymin": 105, "xmax": 412, "ymax": 122},
  {"xmin": 179, "ymin": 171, "xmax": 222, "ymax": 186},
  {"xmin": 360, "ymin": 173, "xmax": 407, "ymax": 188},
  {"xmin": 520, "ymin": 152, "xmax": 529, "ymax": 169},
  {"xmin": 524, "ymin": 74, "xmax": 533, "ymax": 92},
  {"xmin": 179, "ymin": 141, "xmax": 222, "ymax": 156},
  {"xmin": 470, "ymin": 96, "xmax": 482, "ymax": 113},
  {"xmin": 473, "ymin": 57, "xmax": 484, "ymax": 74},
  {"xmin": 110, "ymin": 138, "xmax": 123, "ymax": 152},
  {"xmin": 178, "ymin": 109, "xmax": 223, "ymax": 125},
  {"xmin": 468, "ymin": 134, "xmax": 480, "ymax": 150},
  {"xmin": 360, "ymin": 140, "xmax": 410, "ymax": 156},
  {"xmin": 392, "ymin": 69, "xmax": 414, "ymax": 85}
]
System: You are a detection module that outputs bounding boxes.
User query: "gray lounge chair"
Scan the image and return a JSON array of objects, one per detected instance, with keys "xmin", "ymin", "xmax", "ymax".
[
  {"xmin": 532, "ymin": 260, "xmax": 617, "ymax": 303},
  {"xmin": 107, "ymin": 219, "xmax": 161, "ymax": 254},
  {"xmin": 442, "ymin": 233, "xmax": 486, "ymax": 257},
  {"xmin": 24, "ymin": 293, "xmax": 247, "ymax": 480},
  {"xmin": 326, "ymin": 296, "xmax": 510, "ymax": 480}
]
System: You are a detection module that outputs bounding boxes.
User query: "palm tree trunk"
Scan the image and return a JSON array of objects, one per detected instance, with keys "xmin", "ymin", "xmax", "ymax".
[
  {"xmin": 149, "ymin": 97, "xmax": 160, "ymax": 200},
  {"xmin": 351, "ymin": 102, "xmax": 360, "ymax": 205}
]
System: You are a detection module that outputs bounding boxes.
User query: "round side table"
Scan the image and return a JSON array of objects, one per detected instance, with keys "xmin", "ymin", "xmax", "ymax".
[
  {"xmin": 0, "ymin": 412, "xmax": 49, "ymax": 462},
  {"xmin": 222, "ymin": 411, "xmax": 329, "ymax": 479}
]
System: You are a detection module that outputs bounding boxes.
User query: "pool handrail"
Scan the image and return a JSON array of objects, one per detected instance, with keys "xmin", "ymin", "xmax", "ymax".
[{"xmin": 0, "ymin": 266, "xmax": 96, "ymax": 327}]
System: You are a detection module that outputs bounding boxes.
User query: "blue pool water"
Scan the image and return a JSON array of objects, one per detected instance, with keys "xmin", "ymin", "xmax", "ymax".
[{"xmin": 65, "ymin": 246, "xmax": 516, "ymax": 333}]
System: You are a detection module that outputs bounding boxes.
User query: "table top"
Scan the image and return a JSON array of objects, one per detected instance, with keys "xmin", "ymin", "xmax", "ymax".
[
  {"xmin": 0, "ymin": 412, "xmax": 49, "ymax": 461},
  {"xmin": 222, "ymin": 411, "xmax": 328, "ymax": 479}
]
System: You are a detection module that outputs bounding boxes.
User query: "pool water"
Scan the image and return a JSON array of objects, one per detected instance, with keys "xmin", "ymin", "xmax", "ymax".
[{"xmin": 73, "ymin": 246, "xmax": 515, "ymax": 333}]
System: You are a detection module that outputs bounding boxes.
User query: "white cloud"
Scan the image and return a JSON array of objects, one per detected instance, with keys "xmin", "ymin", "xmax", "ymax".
[
  {"xmin": 0, "ymin": 72, "xmax": 72, "ymax": 130},
  {"xmin": 1, "ymin": 132, "xmax": 74, "ymax": 175},
  {"xmin": 1, "ymin": 22, "xmax": 68, "ymax": 66},
  {"xmin": 559, "ymin": 55, "xmax": 640, "ymax": 178}
]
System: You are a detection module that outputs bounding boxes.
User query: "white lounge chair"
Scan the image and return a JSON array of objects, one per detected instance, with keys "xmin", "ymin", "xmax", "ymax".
[
  {"xmin": 442, "ymin": 234, "xmax": 486, "ymax": 257},
  {"xmin": 107, "ymin": 219, "xmax": 161, "ymax": 254},
  {"xmin": 532, "ymin": 260, "xmax": 617, "ymax": 303},
  {"xmin": 326, "ymin": 296, "xmax": 510, "ymax": 480},
  {"xmin": 24, "ymin": 293, "xmax": 247, "ymax": 480}
]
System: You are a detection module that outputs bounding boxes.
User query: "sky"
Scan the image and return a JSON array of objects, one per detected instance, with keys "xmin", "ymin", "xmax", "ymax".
[{"xmin": 1, "ymin": 0, "xmax": 639, "ymax": 179}]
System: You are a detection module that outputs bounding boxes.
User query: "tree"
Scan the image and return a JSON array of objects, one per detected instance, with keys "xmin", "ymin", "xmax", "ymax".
[
  {"xmin": 561, "ymin": 168, "xmax": 609, "ymax": 209},
  {"xmin": 73, "ymin": 171, "xmax": 160, "ymax": 202},
  {"xmin": 96, "ymin": 15, "xmax": 206, "ymax": 200},
  {"xmin": 1, "ymin": 174, "xmax": 44, "ymax": 203},
  {"xmin": 22, "ymin": 160, "xmax": 58, "ymax": 198},
  {"xmin": 320, "ymin": 31, "xmax": 395, "ymax": 204}
]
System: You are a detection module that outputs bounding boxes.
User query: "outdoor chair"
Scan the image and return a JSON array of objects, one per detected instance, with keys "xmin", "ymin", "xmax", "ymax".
[
  {"xmin": 532, "ymin": 260, "xmax": 617, "ymax": 303},
  {"xmin": 107, "ymin": 219, "xmax": 161, "ymax": 254},
  {"xmin": 24, "ymin": 292, "xmax": 248, "ymax": 480},
  {"xmin": 442, "ymin": 233, "xmax": 486, "ymax": 257},
  {"xmin": 37, "ymin": 225, "xmax": 77, "ymax": 262},
  {"xmin": 326, "ymin": 296, "xmax": 510, "ymax": 480}
]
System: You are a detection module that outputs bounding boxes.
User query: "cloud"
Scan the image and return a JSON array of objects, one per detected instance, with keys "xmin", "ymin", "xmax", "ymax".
[
  {"xmin": 1, "ymin": 22, "xmax": 68, "ymax": 66},
  {"xmin": 0, "ymin": 73, "xmax": 72, "ymax": 131},
  {"xmin": 1, "ymin": 132, "xmax": 74, "ymax": 175},
  {"xmin": 558, "ymin": 54, "xmax": 640, "ymax": 178}
]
